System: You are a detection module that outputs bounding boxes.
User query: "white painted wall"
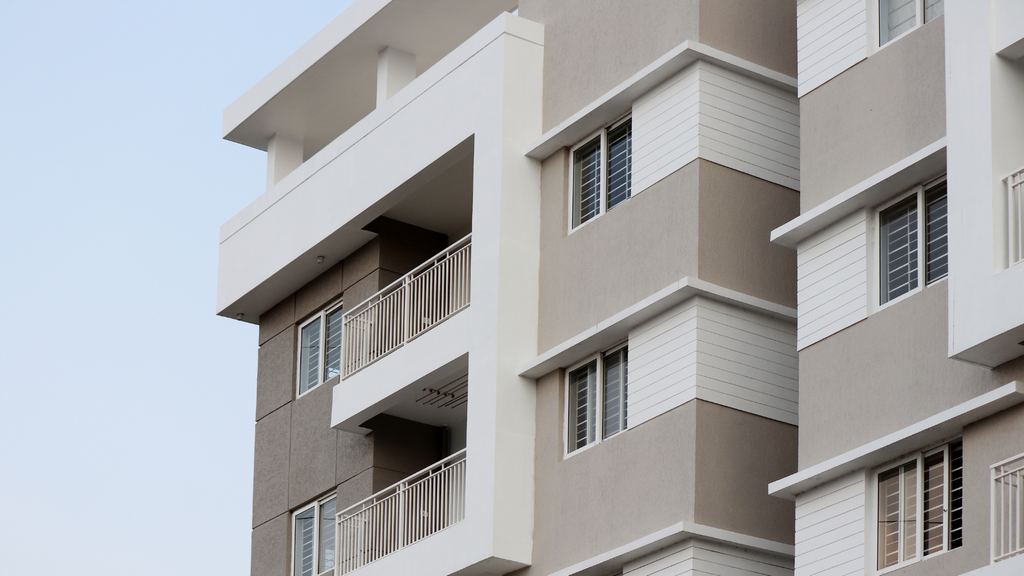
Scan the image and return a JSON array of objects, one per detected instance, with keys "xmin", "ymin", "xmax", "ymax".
[
  {"xmin": 794, "ymin": 471, "xmax": 867, "ymax": 576},
  {"xmin": 632, "ymin": 60, "xmax": 800, "ymax": 193},
  {"xmin": 623, "ymin": 539, "xmax": 792, "ymax": 576},
  {"xmin": 796, "ymin": 0, "xmax": 867, "ymax": 97},
  {"xmin": 946, "ymin": 1, "xmax": 1024, "ymax": 366},
  {"xmin": 795, "ymin": 210, "xmax": 869, "ymax": 350},
  {"xmin": 994, "ymin": 0, "xmax": 1024, "ymax": 59},
  {"xmin": 627, "ymin": 297, "xmax": 798, "ymax": 427}
]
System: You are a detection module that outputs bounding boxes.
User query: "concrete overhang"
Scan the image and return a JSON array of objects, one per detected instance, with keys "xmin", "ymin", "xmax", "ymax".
[
  {"xmin": 769, "ymin": 381, "xmax": 1024, "ymax": 500},
  {"xmin": 770, "ymin": 138, "xmax": 947, "ymax": 249},
  {"xmin": 518, "ymin": 277, "xmax": 796, "ymax": 380},
  {"xmin": 223, "ymin": 0, "xmax": 517, "ymax": 156}
]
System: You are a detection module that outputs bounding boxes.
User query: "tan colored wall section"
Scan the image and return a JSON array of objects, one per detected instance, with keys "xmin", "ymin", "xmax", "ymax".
[
  {"xmin": 798, "ymin": 281, "xmax": 1024, "ymax": 469},
  {"xmin": 521, "ymin": 370, "xmax": 697, "ymax": 576},
  {"xmin": 800, "ymin": 17, "xmax": 946, "ymax": 212},
  {"xmin": 693, "ymin": 401, "xmax": 797, "ymax": 545},
  {"xmin": 698, "ymin": 162, "xmax": 799, "ymax": 309},
  {"xmin": 537, "ymin": 152, "xmax": 700, "ymax": 352},
  {"xmin": 519, "ymin": 0, "xmax": 797, "ymax": 132},
  {"xmin": 697, "ymin": 0, "xmax": 797, "ymax": 78}
]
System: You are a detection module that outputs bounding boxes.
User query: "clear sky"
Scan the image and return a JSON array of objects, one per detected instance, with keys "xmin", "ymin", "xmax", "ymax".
[{"xmin": 0, "ymin": 1, "xmax": 354, "ymax": 574}]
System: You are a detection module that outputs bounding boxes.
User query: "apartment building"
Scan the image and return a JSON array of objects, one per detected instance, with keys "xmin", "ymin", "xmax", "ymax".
[
  {"xmin": 217, "ymin": 2, "xmax": 802, "ymax": 576},
  {"xmin": 767, "ymin": 2, "xmax": 1024, "ymax": 576}
]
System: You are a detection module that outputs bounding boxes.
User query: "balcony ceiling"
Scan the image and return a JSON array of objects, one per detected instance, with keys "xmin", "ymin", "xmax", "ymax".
[{"xmin": 223, "ymin": 0, "xmax": 518, "ymax": 157}]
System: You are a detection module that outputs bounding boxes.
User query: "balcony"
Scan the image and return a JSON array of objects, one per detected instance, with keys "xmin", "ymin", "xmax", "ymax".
[
  {"xmin": 337, "ymin": 449, "xmax": 467, "ymax": 574},
  {"xmin": 343, "ymin": 235, "xmax": 471, "ymax": 378},
  {"xmin": 993, "ymin": 453, "xmax": 1024, "ymax": 563}
]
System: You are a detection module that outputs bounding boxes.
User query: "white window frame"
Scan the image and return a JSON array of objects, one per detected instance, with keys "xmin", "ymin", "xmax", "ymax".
[
  {"xmin": 296, "ymin": 298, "xmax": 344, "ymax": 398},
  {"xmin": 567, "ymin": 114, "xmax": 632, "ymax": 233},
  {"xmin": 563, "ymin": 343, "xmax": 628, "ymax": 457},
  {"xmin": 870, "ymin": 175, "xmax": 947, "ymax": 312},
  {"xmin": 870, "ymin": 439, "xmax": 962, "ymax": 574},
  {"xmin": 869, "ymin": 0, "xmax": 943, "ymax": 53},
  {"xmin": 291, "ymin": 494, "xmax": 337, "ymax": 576}
]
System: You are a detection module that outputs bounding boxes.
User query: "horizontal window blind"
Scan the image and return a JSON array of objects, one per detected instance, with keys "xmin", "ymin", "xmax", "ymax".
[
  {"xmin": 925, "ymin": 182, "xmax": 948, "ymax": 283},
  {"xmin": 949, "ymin": 441, "xmax": 963, "ymax": 550},
  {"xmin": 881, "ymin": 195, "xmax": 919, "ymax": 303},
  {"xmin": 606, "ymin": 121, "xmax": 632, "ymax": 211},
  {"xmin": 573, "ymin": 138, "xmax": 601, "ymax": 228},
  {"xmin": 881, "ymin": 0, "xmax": 916, "ymax": 45},
  {"xmin": 299, "ymin": 318, "xmax": 321, "ymax": 395},
  {"xmin": 325, "ymin": 308, "xmax": 344, "ymax": 380}
]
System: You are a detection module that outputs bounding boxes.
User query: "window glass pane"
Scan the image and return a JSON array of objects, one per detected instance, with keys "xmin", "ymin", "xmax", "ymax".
[
  {"xmin": 573, "ymin": 138, "xmax": 602, "ymax": 228},
  {"xmin": 324, "ymin": 308, "xmax": 344, "ymax": 381},
  {"xmin": 902, "ymin": 461, "xmax": 918, "ymax": 561},
  {"xmin": 924, "ymin": 0, "xmax": 943, "ymax": 22},
  {"xmin": 878, "ymin": 467, "xmax": 902, "ymax": 569},
  {"xmin": 299, "ymin": 318, "xmax": 322, "ymax": 395},
  {"xmin": 294, "ymin": 508, "xmax": 316, "ymax": 576},
  {"xmin": 949, "ymin": 441, "xmax": 963, "ymax": 549},
  {"xmin": 602, "ymin": 348, "xmax": 627, "ymax": 439},
  {"xmin": 881, "ymin": 195, "xmax": 919, "ymax": 303},
  {"xmin": 319, "ymin": 498, "xmax": 336, "ymax": 573},
  {"xmin": 606, "ymin": 121, "xmax": 632, "ymax": 211},
  {"xmin": 880, "ymin": 0, "xmax": 916, "ymax": 45},
  {"xmin": 925, "ymin": 183, "xmax": 948, "ymax": 283},
  {"xmin": 568, "ymin": 361, "xmax": 597, "ymax": 451},
  {"xmin": 922, "ymin": 451, "xmax": 946, "ymax": 556}
]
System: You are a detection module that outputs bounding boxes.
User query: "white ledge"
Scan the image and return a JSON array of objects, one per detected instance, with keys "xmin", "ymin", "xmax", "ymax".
[
  {"xmin": 771, "ymin": 138, "xmax": 946, "ymax": 249},
  {"xmin": 546, "ymin": 521, "xmax": 793, "ymax": 576},
  {"xmin": 518, "ymin": 277, "xmax": 796, "ymax": 379},
  {"xmin": 524, "ymin": 40, "xmax": 797, "ymax": 160},
  {"xmin": 769, "ymin": 381, "xmax": 1024, "ymax": 500}
]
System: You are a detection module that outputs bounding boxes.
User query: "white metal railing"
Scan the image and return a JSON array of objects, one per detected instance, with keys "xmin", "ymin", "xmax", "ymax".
[
  {"xmin": 342, "ymin": 235, "xmax": 471, "ymax": 378},
  {"xmin": 1007, "ymin": 168, "xmax": 1024, "ymax": 266},
  {"xmin": 993, "ymin": 453, "xmax": 1024, "ymax": 562},
  {"xmin": 335, "ymin": 449, "xmax": 467, "ymax": 574}
]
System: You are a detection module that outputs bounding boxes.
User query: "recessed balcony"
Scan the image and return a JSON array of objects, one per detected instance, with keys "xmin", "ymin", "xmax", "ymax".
[
  {"xmin": 337, "ymin": 449, "xmax": 467, "ymax": 574},
  {"xmin": 343, "ymin": 235, "xmax": 471, "ymax": 378}
]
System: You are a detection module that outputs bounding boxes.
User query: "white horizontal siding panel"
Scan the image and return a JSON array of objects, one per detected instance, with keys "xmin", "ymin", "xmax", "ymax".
[
  {"xmin": 628, "ymin": 297, "xmax": 798, "ymax": 427},
  {"xmin": 632, "ymin": 61, "xmax": 800, "ymax": 195},
  {"xmin": 796, "ymin": 211, "xmax": 868, "ymax": 349},
  {"xmin": 794, "ymin": 472, "xmax": 865, "ymax": 576},
  {"xmin": 797, "ymin": 0, "xmax": 867, "ymax": 97},
  {"xmin": 625, "ymin": 540, "xmax": 793, "ymax": 576}
]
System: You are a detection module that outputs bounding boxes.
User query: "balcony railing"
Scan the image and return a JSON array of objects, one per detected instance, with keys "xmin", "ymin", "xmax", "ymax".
[
  {"xmin": 336, "ymin": 449, "xmax": 467, "ymax": 574},
  {"xmin": 1007, "ymin": 168, "xmax": 1024, "ymax": 266},
  {"xmin": 342, "ymin": 235, "xmax": 471, "ymax": 378},
  {"xmin": 993, "ymin": 453, "xmax": 1024, "ymax": 562}
]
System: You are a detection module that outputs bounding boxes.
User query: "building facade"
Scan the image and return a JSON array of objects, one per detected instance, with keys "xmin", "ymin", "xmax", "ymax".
[
  {"xmin": 768, "ymin": 2, "xmax": 1024, "ymax": 576},
  {"xmin": 215, "ymin": 2, "xmax": 1024, "ymax": 576}
]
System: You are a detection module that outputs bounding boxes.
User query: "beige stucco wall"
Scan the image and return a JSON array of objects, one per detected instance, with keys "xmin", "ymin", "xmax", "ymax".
[
  {"xmin": 798, "ymin": 281, "xmax": 1024, "ymax": 469},
  {"xmin": 514, "ymin": 371, "xmax": 796, "ymax": 576},
  {"xmin": 519, "ymin": 0, "xmax": 796, "ymax": 132},
  {"xmin": 799, "ymin": 17, "xmax": 946, "ymax": 212},
  {"xmin": 537, "ymin": 156, "xmax": 797, "ymax": 353}
]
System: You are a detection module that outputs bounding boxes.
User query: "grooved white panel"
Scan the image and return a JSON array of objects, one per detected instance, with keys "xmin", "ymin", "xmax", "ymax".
[
  {"xmin": 796, "ymin": 210, "xmax": 869, "ymax": 350},
  {"xmin": 632, "ymin": 61, "xmax": 800, "ymax": 194},
  {"xmin": 627, "ymin": 297, "xmax": 798, "ymax": 427},
  {"xmin": 794, "ymin": 471, "xmax": 866, "ymax": 576},
  {"xmin": 797, "ymin": 0, "xmax": 868, "ymax": 97},
  {"xmin": 624, "ymin": 539, "xmax": 793, "ymax": 576}
]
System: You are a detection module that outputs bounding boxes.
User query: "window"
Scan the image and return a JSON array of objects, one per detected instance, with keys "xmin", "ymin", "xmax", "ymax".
[
  {"xmin": 297, "ymin": 300, "xmax": 344, "ymax": 396},
  {"xmin": 566, "ymin": 345, "xmax": 627, "ymax": 453},
  {"xmin": 293, "ymin": 495, "xmax": 337, "ymax": 576},
  {"xmin": 570, "ymin": 117, "xmax": 632, "ymax": 229},
  {"xmin": 879, "ymin": 0, "xmax": 943, "ymax": 46},
  {"xmin": 876, "ymin": 440, "xmax": 962, "ymax": 571},
  {"xmin": 878, "ymin": 179, "xmax": 947, "ymax": 305}
]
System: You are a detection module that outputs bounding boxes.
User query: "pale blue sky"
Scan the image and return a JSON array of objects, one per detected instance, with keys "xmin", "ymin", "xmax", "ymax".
[{"xmin": 0, "ymin": 1, "xmax": 354, "ymax": 574}]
